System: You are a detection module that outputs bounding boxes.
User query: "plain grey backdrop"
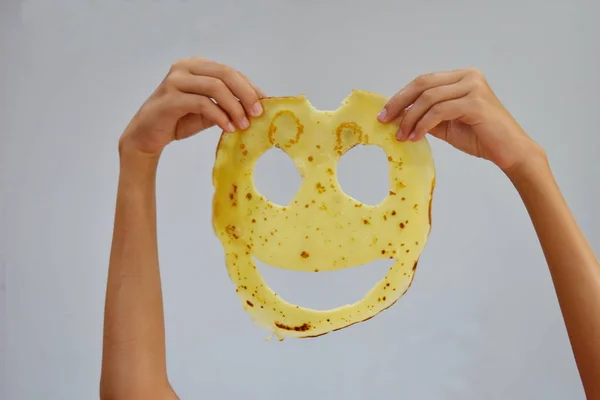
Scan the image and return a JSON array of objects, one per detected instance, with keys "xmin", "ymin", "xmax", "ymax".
[{"xmin": 1, "ymin": 0, "xmax": 599, "ymax": 399}]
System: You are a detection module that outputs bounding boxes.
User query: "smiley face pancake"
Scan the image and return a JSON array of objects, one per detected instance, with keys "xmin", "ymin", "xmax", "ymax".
[{"xmin": 212, "ymin": 90, "xmax": 436, "ymax": 339}]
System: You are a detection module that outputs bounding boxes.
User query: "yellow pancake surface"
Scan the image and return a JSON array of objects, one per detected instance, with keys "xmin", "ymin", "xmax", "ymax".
[{"xmin": 212, "ymin": 90, "xmax": 435, "ymax": 339}]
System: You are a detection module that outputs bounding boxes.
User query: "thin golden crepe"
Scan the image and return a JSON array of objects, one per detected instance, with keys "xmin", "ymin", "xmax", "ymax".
[{"xmin": 212, "ymin": 90, "xmax": 435, "ymax": 339}]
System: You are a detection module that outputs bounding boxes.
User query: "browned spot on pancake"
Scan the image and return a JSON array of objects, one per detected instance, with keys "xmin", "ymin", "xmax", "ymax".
[
  {"xmin": 428, "ymin": 176, "xmax": 436, "ymax": 226},
  {"xmin": 246, "ymin": 300, "xmax": 254, "ymax": 307},
  {"xmin": 334, "ymin": 122, "xmax": 363, "ymax": 151},
  {"xmin": 303, "ymin": 331, "xmax": 330, "ymax": 338},
  {"xmin": 275, "ymin": 321, "xmax": 312, "ymax": 332},
  {"xmin": 225, "ymin": 225, "xmax": 239, "ymax": 239},
  {"xmin": 268, "ymin": 110, "xmax": 304, "ymax": 146},
  {"xmin": 298, "ymin": 296, "xmax": 404, "ymax": 339}
]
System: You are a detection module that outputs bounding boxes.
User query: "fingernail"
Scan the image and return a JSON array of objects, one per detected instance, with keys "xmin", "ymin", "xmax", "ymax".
[
  {"xmin": 396, "ymin": 129, "xmax": 405, "ymax": 141},
  {"xmin": 377, "ymin": 108, "xmax": 388, "ymax": 122},
  {"xmin": 408, "ymin": 132, "xmax": 416, "ymax": 141},
  {"xmin": 251, "ymin": 102, "xmax": 263, "ymax": 117},
  {"xmin": 240, "ymin": 117, "xmax": 250, "ymax": 130},
  {"xmin": 226, "ymin": 123, "xmax": 236, "ymax": 133}
]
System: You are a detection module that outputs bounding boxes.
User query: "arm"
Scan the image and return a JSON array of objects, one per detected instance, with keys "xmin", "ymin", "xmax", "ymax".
[
  {"xmin": 99, "ymin": 57, "xmax": 264, "ymax": 400},
  {"xmin": 380, "ymin": 68, "xmax": 600, "ymax": 397},
  {"xmin": 507, "ymin": 156, "xmax": 600, "ymax": 397},
  {"xmin": 100, "ymin": 151, "xmax": 177, "ymax": 400}
]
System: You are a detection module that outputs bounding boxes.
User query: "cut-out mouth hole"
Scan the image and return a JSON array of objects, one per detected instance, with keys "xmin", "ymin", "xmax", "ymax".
[{"xmin": 253, "ymin": 257, "xmax": 392, "ymax": 310}]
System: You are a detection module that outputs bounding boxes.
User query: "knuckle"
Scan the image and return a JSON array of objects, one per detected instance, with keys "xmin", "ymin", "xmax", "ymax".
[
  {"xmin": 220, "ymin": 64, "xmax": 236, "ymax": 77},
  {"xmin": 413, "ymin": 74, "xmax": 430, "ymax": 88},
  {"xmin": 465, "ymin": 67, "xmax": 484, "ymax": 77},
  {"xmin": 472, "ymin": 78, "xmax": 487, "ymax": 92},
  {"xmin": 153, "ymin": 84, "xmax": 169, "ymax": 97},
  {"xmin": 468, "ymin": 96, "xmax": 486, "ymax": 116},
  {"xmin": 421, "ymin": 89, "xmax": 436, "ymax": 103},
  {"xmin": 189, "ymin": 56, "xmax": 207, "ymax": 63},
  {"xmin": 165, "ymin": 70, "xmax": 184, "ymax": 88},
  {"xmin": 170, "ymin": 58, "xmax": 191, "ymax": 71},
  {"xmin": 187, "ymin": 56, "xmax": 209, "ymax": 68},
  {"xmin": 429, "ymin": 103, "xmax": 442, "ymax": 117},
  {"xmin": 466, "ymin": 68, "xmax": 487, "ymax": 86},
  {"xmin": 211, "ymin": 62, "xmax": 235, "ymax": 80},
  {"xmin": 194, "ymin": 96, "xmax": 211, "ymax": 110},
  {"xmin": 414, "ymin": 72, "xmax": 437, "ymax": 88},
  {"xmin": 206, "ymin": 77, "xmax": 226, "ymax": 92}
]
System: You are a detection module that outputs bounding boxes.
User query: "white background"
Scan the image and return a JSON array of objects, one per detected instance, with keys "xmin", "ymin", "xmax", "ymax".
[{"xmin": 1, "ymin": 0, "xmax": 599, "ymax": 399}]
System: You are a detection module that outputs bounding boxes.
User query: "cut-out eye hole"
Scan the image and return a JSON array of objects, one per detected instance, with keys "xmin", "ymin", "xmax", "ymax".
[
  {"xmin": 253, "ymin": 147, "xmax": 302, "ymax": 206},
  {"xmin": 337, "ymin": 145, "xmax": 389, "ymax": 206}
]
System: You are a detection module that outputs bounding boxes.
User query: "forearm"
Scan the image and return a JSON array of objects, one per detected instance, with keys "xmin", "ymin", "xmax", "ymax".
[
  {"xmin": 100, "ymin": 151, "xmax": 174, "ymax": 399},
  {"xmin": 507, "ymin": 155, "xmax": 600, "ymax": 397}
]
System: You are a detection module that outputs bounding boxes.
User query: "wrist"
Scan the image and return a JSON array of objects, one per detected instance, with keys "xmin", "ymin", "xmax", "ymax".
[
  {"xmin": 503, "ymin": 147, "xmax": 552, "ymax": 189},
  {"xmin": 118, "ymin": 142, "xmax": 161, "ymax": 184}
]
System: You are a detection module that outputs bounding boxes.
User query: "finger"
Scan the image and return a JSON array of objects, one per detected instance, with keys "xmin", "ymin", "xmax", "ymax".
[
  {"xmin": 196, "ymin": 98, "xmax": 236, "ymax": 133},
  {"xmin": 410, "ymin": 98, "xmax": 467, "ymax": 142},
  {"xmin": 166, "ymin": 93, "xmax": 235, "ymax": 133},
  {"xmin": 252, "ymin": 83, "xmax": 267, "ymax": 99},
  {"xmin": 387, "ymin": 107, "xmax": 408, "ymax": 130},
  {"xmin": 378, "ymin": 70, "xmax": 465, "ymax": 123},
  {"xmin": 174, "ymin": 74, "xmax": 249, "ymax": 130},
  {"xmin": 238, "ymin": 70, "xmax": 267, "ymax": 98},
  {"xmin": 397, "ymin": 81, "xmax": 470, "ymax": 141},
  {"xmin": 185, "ymin": 59, "xmax": 263, "ymax": 118}
]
